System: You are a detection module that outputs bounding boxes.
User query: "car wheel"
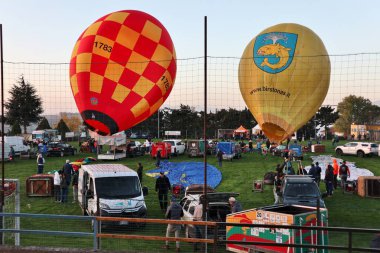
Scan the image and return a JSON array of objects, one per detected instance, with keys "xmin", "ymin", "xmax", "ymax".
[
  {"xmin": 336, "ymin": 149, "xmax": 343, "ymax": 156},
  {"xmin": 357, "ymin": 150, "xmax": 364, "ymax": 158},
  {"xmin": 60, "ymin": 151, "xmax": 64, "ymax": 157}
]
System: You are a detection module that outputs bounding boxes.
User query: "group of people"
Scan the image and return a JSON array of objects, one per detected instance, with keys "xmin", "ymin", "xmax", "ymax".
[
  {"xmin": 53, "ymin": 160, "xmax": 78, "ymax": 203},
  {"xmin": 155, "ymin": 171, "xmax": 242, "ymax": 252},
  {"xmin": 274, "ymin": 157, "xmax": 351, "ymax": 201},
  {"xmin": 324, "ymin": 159, "xmax": 351, "ymax": 196}
]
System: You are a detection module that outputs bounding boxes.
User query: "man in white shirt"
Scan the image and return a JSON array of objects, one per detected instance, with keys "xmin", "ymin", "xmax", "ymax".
[
  {"xmin": 53, "ymin": 170, "xmax": 61, "ymax": 202},
  {"xmin": 193, "ymin": 202, "xmax": 203, "ymax": 252}
]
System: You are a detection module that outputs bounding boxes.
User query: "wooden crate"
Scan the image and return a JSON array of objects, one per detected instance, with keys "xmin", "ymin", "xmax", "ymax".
[
  {"xmin": 311, "ymin": 144, "xmax": 325, "ymax": 153},
  {"xmin": 26, "ymin": 174, "xmax": 54, "ymax": 197},
  {"xmin": 357, "ymin": 176, "xmax": 380, "ymax": 198}
]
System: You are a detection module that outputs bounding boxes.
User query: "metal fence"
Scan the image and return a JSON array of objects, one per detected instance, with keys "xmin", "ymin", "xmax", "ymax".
[{"xmin": 0, "ymin": 213, "xmax": 380, "ymax": 252}]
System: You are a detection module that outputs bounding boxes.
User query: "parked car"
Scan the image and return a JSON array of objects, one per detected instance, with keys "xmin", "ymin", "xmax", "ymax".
[
  {"xmin": 180, "ymin": 191, "xmax": 239, "ymax": 240},
  {"xmin": 125, "ymin": 140, "xmax": 144, "ymax": 157},
  {"xmin": 47, "ymin": 142, "xmax": 77, "ymax": 157},
  {"xmin": 277, "ymin": 175, "xmax": 325, "ymax": 208},
  {"xmin": 163, "ymin": 139, "xmax": 186, "ymax": 156},
  {"xmin": 335, "ymin": 142, "xmax": 379, "ymax": 157}
]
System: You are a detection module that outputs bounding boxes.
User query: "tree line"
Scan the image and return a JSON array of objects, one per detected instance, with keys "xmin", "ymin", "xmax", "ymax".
[{"xmin": 3, "ymin": 75, "xmax": 380, "ymax": 140}]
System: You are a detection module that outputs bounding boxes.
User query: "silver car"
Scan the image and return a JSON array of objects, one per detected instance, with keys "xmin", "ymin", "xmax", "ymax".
[{"xmin": 180, "ymin": 192, "xmax": 239, "ymax": 239}]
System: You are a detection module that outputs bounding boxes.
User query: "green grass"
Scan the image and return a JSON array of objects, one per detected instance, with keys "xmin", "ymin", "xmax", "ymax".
[{"xmin": 3, "ymin": 139, "xmax": 380, "ymax": 252}]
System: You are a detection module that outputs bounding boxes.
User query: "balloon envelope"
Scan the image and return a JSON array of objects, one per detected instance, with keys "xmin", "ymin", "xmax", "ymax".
[
  {"xmin": 239, "ymin": 23, "xmax": 330, "ymax": 142},
  {"xmin": 70, "ymin": 10, "xmax": 176, "ymax": 135}
]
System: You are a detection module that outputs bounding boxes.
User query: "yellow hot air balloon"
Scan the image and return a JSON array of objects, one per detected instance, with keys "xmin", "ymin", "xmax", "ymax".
[{"xmin": 239, "ymin": 23, "xmax": 330, "ymax": 143}]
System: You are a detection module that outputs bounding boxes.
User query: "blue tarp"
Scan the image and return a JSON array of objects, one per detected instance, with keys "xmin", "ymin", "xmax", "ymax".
[
  {"xmin": 217, "ymin": 142, "xmax": 234, "ymax": 155},
  {"xmin": 146, "ymin": 161, "xmax": 222, "ymax": 188}
]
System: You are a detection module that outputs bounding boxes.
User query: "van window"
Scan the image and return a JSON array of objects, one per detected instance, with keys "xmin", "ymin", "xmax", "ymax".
[
  {"xmin": 371, "ymin": 144, "xmax": 378, "ymax": 148},
  {"xmin": 95, "ymin": 176, "xmax": 141, "ymax": 199}
]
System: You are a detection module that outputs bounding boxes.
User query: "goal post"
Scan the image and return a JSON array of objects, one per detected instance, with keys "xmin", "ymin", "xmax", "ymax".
[{"xmin": 0, "ymin": 179, "xmax": 20, "ymax": 246}]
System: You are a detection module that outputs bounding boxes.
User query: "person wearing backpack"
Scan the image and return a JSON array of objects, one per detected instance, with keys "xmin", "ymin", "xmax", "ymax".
[{"xmin": 339, "ymin": 160, "xmax": 351, "ymax": 190}]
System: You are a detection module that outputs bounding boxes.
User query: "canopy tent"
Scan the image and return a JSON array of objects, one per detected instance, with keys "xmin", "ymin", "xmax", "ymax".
[{"xmin": 233, "ymin": 125, "xmax": 250, "ymax": 139}]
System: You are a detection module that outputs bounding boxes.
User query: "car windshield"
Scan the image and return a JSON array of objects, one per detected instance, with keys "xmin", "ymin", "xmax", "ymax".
[
  {"xmin": 164, "ymin": 141, "xmax": 175, "ymax": 146},
  {"xmin": 95, "ymin": 176, "xmax": 141, "ymax": 199},
  {"xmin": 284, "ymin": 183, "xmax": 320, "ymax": 198}
]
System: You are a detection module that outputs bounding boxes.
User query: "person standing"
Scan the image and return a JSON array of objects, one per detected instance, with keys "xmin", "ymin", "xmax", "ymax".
[
  {"xmin": 339, "ymin": 160, "xmax": 351, "ymax": 190},
  {"xmin": 308, "ymin": 163, "xmax": 317, "ymax": 181},
  {"xmin": 36, "ymin": 153, "xmax": 45, "ymax": 174},
  {"xmin": 274, "ymin": 171, "xmax": 284, "ymax": 204},
  {"xmin": 248, "ymin": 140, "xmax": 253, "ymax": 153},
  {"xmin": 332, "ymin": 159, "xmax": 339, "ymax": 189},
  {"xmin": 315, "ymin": 162, "xmax": 322, "ymax": 187},
  {"xmin": 266, "ymin": 139, "xmax": 271, "ymax": 150},
  {"xmin": 193, "ymin": 201, "xmax": 204, "ymax": 252},
  {"xmin": 72, "ymin": 170, "xmax": 79, "ymax": 203},
  {"xmin": 137, "ymin": 162, "xmax": 143, "ymax": 183},
  {"xmin": 156, "ymin": 149, "xmax": 162, "ymax": 168},
  {"xmin": 53, "ymin": 170, "xmax": 61, "ymax": 202},
  {"xmin": 324, "ymin": 164, "xmax": 334, "ymax": 197},
  {"xmin": 61, "ymin": 160, "xmax": 73, "ymax": 203},
  {"xmin": 162, "ymin": 197, "xmax": 183, "ymax": 252},
  {"xmin": 216, "ymin": 149, "xmax": 223, "ymax": 167},
  {"xmin": 155, "ymin": 172, "xmax": 171, "ymax": 211}
]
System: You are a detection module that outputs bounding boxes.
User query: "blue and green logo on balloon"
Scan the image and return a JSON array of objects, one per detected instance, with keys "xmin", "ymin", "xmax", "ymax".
[{"xmin": 253, "ymin": 32, "xmax": 298, "ymax": 74}]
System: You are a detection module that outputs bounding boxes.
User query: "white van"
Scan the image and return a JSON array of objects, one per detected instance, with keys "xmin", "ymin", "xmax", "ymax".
[
  {"xmin": 0, "ymin": 142, "xmax": 12, "ymax": 161},
  {"xmin": 4, "ymin": 136, "xmax": 29, "ymax": 155},
  {"xmin": 78, "ymin": 164, "xmax": 148, "ymax": 225}
]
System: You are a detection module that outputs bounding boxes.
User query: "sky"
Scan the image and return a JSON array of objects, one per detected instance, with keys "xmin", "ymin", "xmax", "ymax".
[
  {"xmin": 2, "ymin": 0, "xmax": 380, "ymax": 61},
  {"xmin": 1, "ymin": 0, "xmax": 380, "ymax": 114}
]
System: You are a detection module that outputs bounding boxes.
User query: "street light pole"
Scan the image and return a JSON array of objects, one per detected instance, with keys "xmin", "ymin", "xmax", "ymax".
[{"xmin": 157, "ymin": 110, "xmax": 160, "ymax": 139}]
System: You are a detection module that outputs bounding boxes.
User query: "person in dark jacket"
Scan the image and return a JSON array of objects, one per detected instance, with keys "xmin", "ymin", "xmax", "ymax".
[
  {"xmin": 72, "ymin": 170, "xmax": 79, "ymax": 203},
  {"xmin": 315, "ymin": 162, "xmax": 322, "ymax": 187},
  {"xmin": 156, "ymin": 149, "xmax": 162, "ymax": 167},
  {"xmin": 137, "ymin": 162, "xmax": 143, "ymax": 183},
  {"xmin": 324, "ymin": 164, "xmax": 334, "ymax": 196},
  {"xmin": 308, "ymin": 163, "xmax": 317, "ymax": 181},
  {"xmin": 61, "ymin": 160, "xmax": 73, "ymax": 203},
  {"xmin": 155, "ymin": 172, "xmax": 171, "ymax": 211}
]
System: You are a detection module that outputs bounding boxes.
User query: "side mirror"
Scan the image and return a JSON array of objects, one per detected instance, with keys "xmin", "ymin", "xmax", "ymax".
[
  {"xmin": 321, "ymin": 193, "xmax": 328, "ymax": 198},
  {"xmin": 277, "ymin": 192, "xmax": 283, "ymax": 197},
  {"xmin": 143, "ymin": 186, "xmax": 149, "ymax": 196}
]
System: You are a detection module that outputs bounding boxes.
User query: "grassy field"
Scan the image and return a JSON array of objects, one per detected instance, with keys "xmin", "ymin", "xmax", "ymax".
[{"xmin": 3, "ymin": 139, "xmax": 380, "ymax": 252}]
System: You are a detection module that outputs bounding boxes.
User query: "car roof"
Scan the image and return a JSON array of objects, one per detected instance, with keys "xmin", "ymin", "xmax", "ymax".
[{"xmin": 284, "ymin": 175, "xmax": 314, "ymax": 183}]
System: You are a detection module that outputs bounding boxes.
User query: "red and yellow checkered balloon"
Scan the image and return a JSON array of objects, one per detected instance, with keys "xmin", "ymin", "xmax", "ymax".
[{"xmin": 70, "ymin": 10, "xmax": 176, "ymax": 135}]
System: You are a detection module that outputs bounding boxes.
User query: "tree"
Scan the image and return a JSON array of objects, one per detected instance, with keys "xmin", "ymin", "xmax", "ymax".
[
  {"xmin": 315, "ymin": 106, "xmax": 339, "ymax": 139},
  {"xmin": 55, "ymin": 119, "xmax": 70, "ymax": 140},
  {"xmin": 36, "ymin": 117, "xmax": 51, "ymax": 130},
  {"xmin": 10, "ymin": 123, "xmax": 22, "ymax": 135},
  {"xmin": 60, "ymin": 113, "xmax": 82, "ymax": 132},
  {"xmin": 334, "ymin": 95, "xmax": 378, "ymax": 135},
  {"xmin": 5, "ymin": 75, "xmax": 43, "ymax": 133}
]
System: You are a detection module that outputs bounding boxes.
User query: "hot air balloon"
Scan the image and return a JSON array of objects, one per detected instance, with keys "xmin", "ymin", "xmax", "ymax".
[
  {"xmin": 70, "ymin": 10, "xmax": 176, "ymax": 135},
  {"xmin": 239, "ymin": 23, "xmax": 330, "ymax": 143}
]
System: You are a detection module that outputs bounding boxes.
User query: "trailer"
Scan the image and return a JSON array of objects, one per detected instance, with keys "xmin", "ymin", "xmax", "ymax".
[
  {"xmin": 226, "ymin": 205, "xmax": 328, "ymax": 253},
  {"xmin": 97, "ymin": 133, "xmax": 126, "ymax": 160}
]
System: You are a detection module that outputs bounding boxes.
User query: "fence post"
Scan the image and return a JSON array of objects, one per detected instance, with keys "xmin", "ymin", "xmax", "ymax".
[
  {"xmin": 348, "ymin": 231, "xmax": 352, "ymax": 253},
  {"xmin": 93, "ymin": 217, "xmax": 98, "ymax": 251},
  {"xmin": 212, "ymin": 223, "xmax": 218, "ymax": 253}
]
